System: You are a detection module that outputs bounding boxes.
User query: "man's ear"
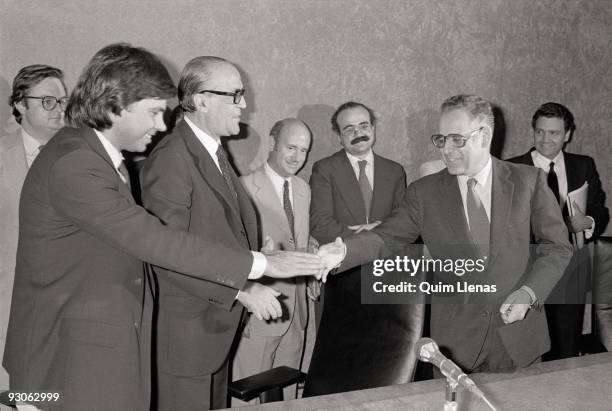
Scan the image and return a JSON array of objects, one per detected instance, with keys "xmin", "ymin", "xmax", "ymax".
[
  {"xmin": 269, "ymin": 136, "xmax": 276, "ymax": 152},
  {"xmin": 14, "ymin": 100, "xmax": 27, "ymax": 117},
  {"xmin": 481, "ymin": 125, "xmax": 493, "ymax": 148}
]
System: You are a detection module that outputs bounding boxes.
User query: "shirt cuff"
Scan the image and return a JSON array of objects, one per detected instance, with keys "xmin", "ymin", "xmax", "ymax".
[
  {"xmin": 519, "ymin": 285, "xmax": 537, "ymax": 307},
  {"xmin": 584, "ymin": 216, "xmax": 595, "ymax": 239},
  {"xmin": 248, "ymin": 251, "xmax": 267, "ymax": 280}
]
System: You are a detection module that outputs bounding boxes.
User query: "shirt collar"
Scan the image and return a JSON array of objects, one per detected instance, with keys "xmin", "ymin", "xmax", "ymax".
[
  {"xmin": 21, "ymin": 128, "xmax": 43, "ymax": 156},
  {"xmin": 457, "ymin": 155, "xmax": 492, "ymax": 188},
  {"xmin": 264, "ymin": 162, "xmax": 291, "ymax": 185},
  {"xmin": 93, "ymin": 129, "xmax": 124, "ymax": 170},
  {"xmin": 531, "ymin": 149, "xmax": 564, "ymax": 169},
  {"xmin": 345, "ymin": 149, "xmax": 374, "ymax": 167},
  {"xmin": 184, "ymin": 115, "xmax": 220, "ymax": 156}
]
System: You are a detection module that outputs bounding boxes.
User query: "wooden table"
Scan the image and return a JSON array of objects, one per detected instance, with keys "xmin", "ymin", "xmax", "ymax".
[{"xmin": 226, "ymin": 352, "xmax": 612, "ymax": 410}]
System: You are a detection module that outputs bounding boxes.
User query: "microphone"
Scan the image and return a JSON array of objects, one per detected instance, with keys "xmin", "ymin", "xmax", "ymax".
[{"xmin": 415, "ymin": 338, "xmax": 496, "ymax": 410}]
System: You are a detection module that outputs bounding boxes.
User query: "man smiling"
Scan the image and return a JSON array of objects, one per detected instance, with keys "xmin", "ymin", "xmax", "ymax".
[{"xmin": 4, "ymin": 45, "xmax": 324, "ymax": 411}]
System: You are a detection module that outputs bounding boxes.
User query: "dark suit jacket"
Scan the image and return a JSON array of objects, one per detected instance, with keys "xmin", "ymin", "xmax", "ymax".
[
  {"xmin": 3, "ymin": 127, "xmax": 253, "ymax": 411},
  {"xmin": 508, "ymin": 149, "xmax": 609, "ymax": 238},
  {"xmin": 305, "ymin": 149, "xmax": 412, "ymax": 396},
  {"xmin": 140, "ymin": 120, "xmax": 258, "ymax": 378},
  {"xmin": 344, "ymin": 158, "xmax": 573, "ymax": 370},
  {"xmin": 508, "ymin": 149, "xmax": 609, "ymax": 303}
]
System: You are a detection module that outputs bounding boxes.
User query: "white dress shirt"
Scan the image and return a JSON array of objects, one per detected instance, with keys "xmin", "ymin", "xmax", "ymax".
[
  {"xmin": 457, "ymin": 156, "xmax": 492, "ymax": 227},
  {"xmin": 345, "ymin": 149, "xmax": 374, "ymax": 189},
  {"xmin": 21, "ymin": 129, "xmax": 46, "ymax": 168}
]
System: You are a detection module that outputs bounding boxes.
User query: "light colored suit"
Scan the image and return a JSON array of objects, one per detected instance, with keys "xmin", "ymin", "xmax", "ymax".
[
  {"xmin": 232, "ymin": 166, "xmax": 309, "ymax": 400},
  {"xmin": 0, "ymin": 130, "xmax": 28, "ymax": 401}
]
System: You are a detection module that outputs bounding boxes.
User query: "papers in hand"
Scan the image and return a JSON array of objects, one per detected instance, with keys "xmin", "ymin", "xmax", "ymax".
[{"xmin": 567, "ymin": 182, "xmax": 588, "ymax": 249}]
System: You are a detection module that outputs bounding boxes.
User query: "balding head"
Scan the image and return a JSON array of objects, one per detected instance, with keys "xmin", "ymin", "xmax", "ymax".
[{"xmin": 268, "ymin": 118, "xmax": 312, "ymax": 177}]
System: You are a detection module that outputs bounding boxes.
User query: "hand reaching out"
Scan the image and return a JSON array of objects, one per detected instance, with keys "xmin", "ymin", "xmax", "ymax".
[
  {"xmin": 237, "ymin": 281, "xmax": 282, "ymax": 321},
  {"xmin": 316, "ymin": 237, "xmax": 346, "ymax": 283}
]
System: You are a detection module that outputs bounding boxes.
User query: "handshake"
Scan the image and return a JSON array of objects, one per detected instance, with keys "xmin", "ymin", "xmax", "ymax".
[{"xmin": 261, "ymin": 236, "xmax": 346, "ymax": 283}]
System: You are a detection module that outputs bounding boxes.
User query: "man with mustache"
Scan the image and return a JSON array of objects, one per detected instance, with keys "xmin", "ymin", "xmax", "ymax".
[
  {"xmin": 508, "ymin": 102, "xmax": 609, "ymax": 360},
  {"xmin": 305, "ymin": 101, "xmax": 408, "ymax": 396},
  {"xmin": 0, "ymin": 64, "xmax": 67, "ymax": 410}
]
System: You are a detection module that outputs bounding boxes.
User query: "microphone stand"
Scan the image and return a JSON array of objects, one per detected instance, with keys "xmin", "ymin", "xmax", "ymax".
[{"xmin": 444, "ymin": 378, "xmax": 458, "ymax": 411}]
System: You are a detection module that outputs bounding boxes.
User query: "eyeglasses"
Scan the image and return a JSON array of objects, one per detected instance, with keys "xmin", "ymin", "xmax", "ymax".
[
  {"xmin": 199, "ymin": 89, "xmax": 245, "ymax": 104},
  {"xmin": 340, "ymin": 122, "xmax": 373, "ymax": 138},
  {"xmin": 23, "ymin": 96, "xmax": 69, "ymax": 111},
  {"xmin": 431, "ymin": 127, "xmax": 484, "ymax": 148}
]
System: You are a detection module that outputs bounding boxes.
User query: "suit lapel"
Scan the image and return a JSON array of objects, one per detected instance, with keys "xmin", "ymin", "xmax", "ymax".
[
  {"xmin": 81, "ymin": 128, "xmax": 133, "ymax": 198},
  {"xmin": 489, "ymin": 159, "xmax": 513, "ymax": 266},
  {"xmin": 563, "ymin": 152, "xmax": 583, "ymax": 192},
  {"xmin": 438, "ymin": 171, "xmax": 471, "ymax": 245},
  {"xmin": 291, "ymin": 176, "xmax": 309, "ymax": 247},
  {"xmin": 332, "ymin": 151, "xmax": 368, "ymax": 223},
  {"xmin": 178, "ymin": 121, "xmax": 241, "ymax": 217},
  {"xmin": 252, "ymin": 168, "xmax": 293, "ymax": 239}
]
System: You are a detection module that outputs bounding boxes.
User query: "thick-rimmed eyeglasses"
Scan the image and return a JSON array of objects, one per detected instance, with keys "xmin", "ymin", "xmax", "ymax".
[
  {"xmin": 23, "ymin": 96, "xmax": 69, "ymax": 111},
  {"xmin": 340, "ymin": 122, "xmax": 372, "ymax": 138},
  {"xmin": 431, "ymin": 127, "xmax": 484, "ymax": 148},
  {"xmin": 199, "ymin": 89, "xmax": 245, "ymax": 104}
]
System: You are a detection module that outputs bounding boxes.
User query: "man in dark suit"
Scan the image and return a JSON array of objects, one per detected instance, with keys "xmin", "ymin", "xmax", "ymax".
[
  {"xmin": 3, "ymin": 45, "xmax": 324, "ymax": 411},
  {"xmin": 508, "ymin": 102, "xmax": 609, "ymax": 360},
  {"xmin": 140, "ymin": 59, "xmax": 324, "ymax": 410},
  {"xmin": 331, "ymin": 95, "xmax": 573, "ymax": 374},
  {"xmin": 304, "ymin": 101, "xmax": 408, "ymax": 396}
]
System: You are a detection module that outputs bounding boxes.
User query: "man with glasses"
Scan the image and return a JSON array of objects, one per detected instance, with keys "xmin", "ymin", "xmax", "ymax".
[
  {"xmin": 305, "ymin": 101, "xmax": 407, "ymax": 396},
  {"xmin": 141, "ymin": 57, "xmax": 324, "ymax": 410},
  {"xmin": 508, "ymin": 102, "xmax": 609, "ymax": 360},
  {"xmin": 5, "ymin": 46, "xmax": 324, "ymax": 411},
  {"xmin": 334, "ymin": 95, "xmax": 572, "ymax": 374},
  {"xmin": 0, "ymin": 64, "xmax": 67, "ymax": 407}
]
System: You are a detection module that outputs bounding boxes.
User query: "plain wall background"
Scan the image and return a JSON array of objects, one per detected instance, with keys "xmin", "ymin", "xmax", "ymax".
[{"xmin": 1, "ymin": 0, "xmax": 611, "ymax": 234}]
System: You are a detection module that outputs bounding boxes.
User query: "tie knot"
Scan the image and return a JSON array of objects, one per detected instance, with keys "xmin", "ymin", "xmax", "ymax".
[
  {"xmin": 358, "ymin": 160, "xmax": 367, "ymax": 170},
  {"xmin": 283, "ymin": 179, "xmax": 290, "ymax": 190},
  {"xmin": 467, "ymin": 178, "xmax": 478, "ymax": 190},
  {"xmin": 549, "ymin": 161, "xmax": 555, "ymax": 171},
  {"xmin": 216, "ymin": 145, "xmax": 227, "ymax": 159}
]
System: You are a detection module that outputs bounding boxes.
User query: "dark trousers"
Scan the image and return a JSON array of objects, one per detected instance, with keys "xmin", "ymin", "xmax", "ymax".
[{"xmin": 543, "ymin": 304, "xmax": 585, "ymax": 360}]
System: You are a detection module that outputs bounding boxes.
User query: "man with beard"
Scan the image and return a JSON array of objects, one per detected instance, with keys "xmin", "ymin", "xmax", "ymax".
[
  {"xmin": 305, "ymin": 101, "xmax": 408, "ymax": 396},
  {"xmin": 0, "ymin": 64, "xmax": 67, "ymax": 410}
]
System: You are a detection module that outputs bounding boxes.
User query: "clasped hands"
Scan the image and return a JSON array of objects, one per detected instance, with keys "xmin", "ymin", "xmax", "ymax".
[{"xmin": 239, "ymin": 236, "xmax": 346, "ymax": 320}]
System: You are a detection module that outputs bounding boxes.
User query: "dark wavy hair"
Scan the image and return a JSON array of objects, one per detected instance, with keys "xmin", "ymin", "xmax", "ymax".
[
  {"xmin": 9, "ymin": 64, "xmax": 66, "ymax": 124},
  {"xmin": 330, "ymin": 101, "xmax": 377, "ymax": 135},
  {"xmin": 531, "ymin": 102, "xmax": 575, "ymax": 134},
  {"xmin": 65, "ymin": 43, "xmax": 176, "ymax": 130}
]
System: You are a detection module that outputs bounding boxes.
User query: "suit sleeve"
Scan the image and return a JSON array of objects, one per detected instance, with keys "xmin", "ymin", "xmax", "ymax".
[
  {"xmin": 524, "ymin": 168, "xmax": 574, "ymax": 302},
  {"xmin": 48, "ymin": 149, "xmax": 252, "ymax": 294},
  {"xmin": 585, "ymin": 157, "xmax": 609, "ymax": 237},
  {"xmin": 309, "ymin": 161, "xmax": 354, "ymax": 244}
]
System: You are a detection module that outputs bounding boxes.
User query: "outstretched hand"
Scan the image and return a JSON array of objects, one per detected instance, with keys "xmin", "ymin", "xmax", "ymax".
[{"xmin": 316, "ymin": 237, "xmax": 346, "ymax": 283}]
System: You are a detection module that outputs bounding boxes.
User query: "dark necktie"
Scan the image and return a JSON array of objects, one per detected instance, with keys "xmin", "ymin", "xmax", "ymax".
[
  {"xmin": 358, "ymin": 160, "xmax": 373, "ymax": 221},
  {"xmin": 117, "ymin": 161, "xmax": 131, "ymax": 191},
  {"xmin": 216, "ymin": 145, "xmax": 238, "ymax": 201},
  {"xmin": 547, "ymin": 161, "xmax": 561, "ymax": 204},
  {"xmin": 283, "ymin": 179, "xmax": 295, "ymax": 238},
  {"xmin": 467, "ymin": 178, "xmax": 490, "ymax": 257}
]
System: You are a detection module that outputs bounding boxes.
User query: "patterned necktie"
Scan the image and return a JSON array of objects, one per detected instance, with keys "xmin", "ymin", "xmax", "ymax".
[
  {"xmin": 283, "ymin": 179, "xmax": 295, "ymax": 238},
  {"xmin": 117, "ymin": 161, "xmax": 131, "ymax": 190},
  {"xmin": 216, "ymin": 145, "xmax": 238, "ymax": 201},
  {"xmin": 467, "ymin": 178, "xmax": 490, "ymax": 257},
  {"xmin": 547, "ymin": 161, "xmax": 561, "ymax": 203},
  {"xmin": 358, "ymin": 160, "xmax": 373, "ymax": 222}
]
